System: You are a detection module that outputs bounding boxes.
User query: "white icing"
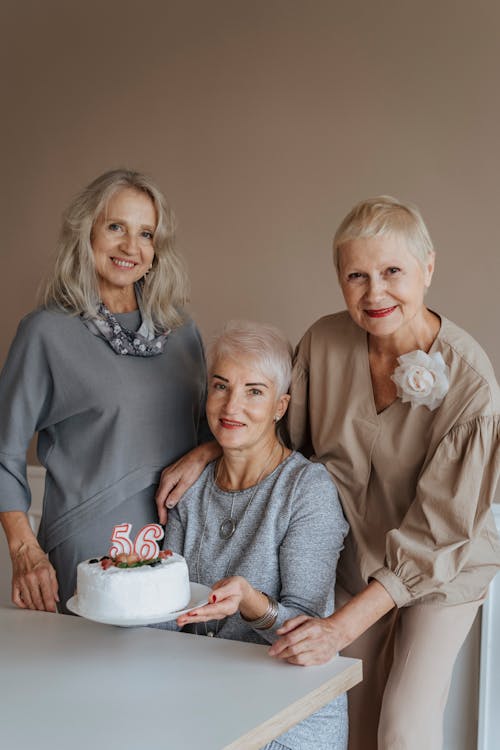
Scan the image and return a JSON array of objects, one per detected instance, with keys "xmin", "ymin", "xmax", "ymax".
[{"xmin": 76, "ymin": 554, "xmax": 190, "ymax": 620}]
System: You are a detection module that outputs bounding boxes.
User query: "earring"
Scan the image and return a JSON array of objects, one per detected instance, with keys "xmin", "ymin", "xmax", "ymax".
[{"xmin": 273, "ymin": 415, "xmax": 280, "ymax": 423}]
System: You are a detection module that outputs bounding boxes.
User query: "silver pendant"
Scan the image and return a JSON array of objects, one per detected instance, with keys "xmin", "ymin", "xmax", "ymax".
[{"xmin": 219, "ymin": 518, "xmax": 237, "ymax": 540}]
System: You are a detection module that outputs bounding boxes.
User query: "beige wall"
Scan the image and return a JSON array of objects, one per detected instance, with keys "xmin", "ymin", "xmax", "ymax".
[
  {"xmin": 0, "ymin": 5, "xmax": 498, "ymax": 740},
  {"xmin": 2, "ymin": 1, "xmax": 499, "ymax": 372}
]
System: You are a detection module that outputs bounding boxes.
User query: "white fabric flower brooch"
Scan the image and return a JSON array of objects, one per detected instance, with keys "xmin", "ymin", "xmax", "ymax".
[{"xmin": 391, "ymin": 350, "xmax": 449, "ymax": 411}]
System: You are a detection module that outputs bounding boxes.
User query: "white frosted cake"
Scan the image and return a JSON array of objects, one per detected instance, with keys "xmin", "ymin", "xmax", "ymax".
[{"xmin": 75, "ymin": 552, "xmax": 190, "ymax": 621}]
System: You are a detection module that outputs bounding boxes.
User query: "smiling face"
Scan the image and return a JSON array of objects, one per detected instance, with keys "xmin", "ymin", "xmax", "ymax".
[
  {"xmin": 91, "ymin": 187, "xmax": 156, "ymax": 309},
  {"xmin": 206, "ymin": 355, "xmax": 289, "ymax": 455},
  {"xmin": 338, "ymin": 233, "xmax": 435, "ymax": 340}
]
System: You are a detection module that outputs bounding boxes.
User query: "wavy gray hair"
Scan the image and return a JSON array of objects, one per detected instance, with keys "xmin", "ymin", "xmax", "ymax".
[
  {"xmin": 206, "ymin": 320, "xmax": 292, "ymax": 396},
  {"xmin": 333, "ymin": 195, "xmax": 434, "ymax": 273},
  {"xmin": 42, "ymin": 168, "xmax": 189, "ymax": 329}
]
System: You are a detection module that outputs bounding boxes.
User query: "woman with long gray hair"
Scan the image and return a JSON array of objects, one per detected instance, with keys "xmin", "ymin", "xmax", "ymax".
[{"xmin": 0, "ymin": 168, "xmax": 217, "ymax": 613}]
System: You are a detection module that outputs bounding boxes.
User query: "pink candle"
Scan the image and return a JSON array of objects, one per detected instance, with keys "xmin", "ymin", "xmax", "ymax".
[{"xmin": 134, "ymin": 523, "xmax": 165, "ymax": 560}]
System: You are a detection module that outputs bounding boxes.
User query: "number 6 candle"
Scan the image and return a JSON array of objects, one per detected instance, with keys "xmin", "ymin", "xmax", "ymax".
[{"xmin": 134, "ymin": 524, "xmax": 164, "ymax": 560}]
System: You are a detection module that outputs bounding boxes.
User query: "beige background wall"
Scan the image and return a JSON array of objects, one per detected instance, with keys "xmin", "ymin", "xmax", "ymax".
[
  {"xmin": 0, "ymin": 4, "xmax": 498, "ymax": 744},
  {"xmin": 1, "ymin": 1, "xmax": 499, "ymax": 380}
]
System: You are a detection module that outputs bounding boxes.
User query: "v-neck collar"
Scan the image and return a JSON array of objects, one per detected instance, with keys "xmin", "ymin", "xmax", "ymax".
[{"xmin": 359, "ymin": 311, "xmax": 444, "ymax": 419}]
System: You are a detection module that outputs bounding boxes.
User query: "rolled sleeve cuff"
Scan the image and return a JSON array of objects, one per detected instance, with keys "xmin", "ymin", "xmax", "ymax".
[
  {"xmin": 370, "ymin": 567, "xmax": 413, "ymax": 608},
  {"xmin": 0, "ymin": 455, "xmax": 31, "ymax": 514}
]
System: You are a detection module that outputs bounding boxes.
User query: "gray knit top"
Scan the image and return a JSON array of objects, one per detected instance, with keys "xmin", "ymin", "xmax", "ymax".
[{"xmin": 162, "ymin": 451, "xmax": 349, "ymax": 750}]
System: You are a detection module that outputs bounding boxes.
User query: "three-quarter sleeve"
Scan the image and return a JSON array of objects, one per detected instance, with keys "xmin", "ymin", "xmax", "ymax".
[
  {"xmin": 372, "ymin": 415, "xmax": 500, "ymax": 606},
  {"xmin": 0, "ymin": 315, "xmax": 54, "ymax": 513},
  {"xmin": 252, "ymin": 463, "xmax": 349, "ymax": 644}
]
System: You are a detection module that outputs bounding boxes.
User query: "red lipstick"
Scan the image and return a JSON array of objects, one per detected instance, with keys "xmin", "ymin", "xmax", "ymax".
[
  {"xmin": 219, "ymin": 419, "xmax": 244, "ymax": 429},
  {"xmin": 365, "ymin": 306, "xmax": 397, "ymax": 318}
]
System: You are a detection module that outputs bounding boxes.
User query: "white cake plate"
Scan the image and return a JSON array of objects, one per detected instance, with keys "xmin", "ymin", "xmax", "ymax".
[{"xmin": 66, "ymin": 582, "xmax": 211, "ymax": 627}]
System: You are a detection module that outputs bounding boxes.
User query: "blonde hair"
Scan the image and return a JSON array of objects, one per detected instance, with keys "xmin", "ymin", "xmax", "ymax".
[
  {"xmin": 206, "ymin": 320, "xmax": 292, "ymax": 396},
  {"xmin": 42, "ymin": 168, "xmax": 189, "ymax": 330},
  {"xmin": 333, "ymin": 195, "xmax": 434, "ymax": 273}
]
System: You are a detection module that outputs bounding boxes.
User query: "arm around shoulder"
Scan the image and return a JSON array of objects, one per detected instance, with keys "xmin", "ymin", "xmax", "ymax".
[{"xmin": 155, "ymin": 441, "xmax": 221, "ymax": 523}]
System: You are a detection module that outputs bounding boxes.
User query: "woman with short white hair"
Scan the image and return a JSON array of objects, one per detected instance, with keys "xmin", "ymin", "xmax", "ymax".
[
  {"xmin": 161, "ymin": 319, "xmax": 349, "ymax": 750},
  {"xmin": 0, "ymin": 168, "xmax": 216, "ymax": 613}
]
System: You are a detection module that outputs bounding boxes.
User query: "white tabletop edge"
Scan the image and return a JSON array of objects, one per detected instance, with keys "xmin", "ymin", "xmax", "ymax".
[{"xmin": 223, "ymin": 659, "xmax": 362, "ymax": 750}]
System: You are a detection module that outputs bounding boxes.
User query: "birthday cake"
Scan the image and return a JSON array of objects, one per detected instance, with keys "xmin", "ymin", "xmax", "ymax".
[{"xmin": 74, "ymin": 523, "xmax": 190, "ymax": 621}]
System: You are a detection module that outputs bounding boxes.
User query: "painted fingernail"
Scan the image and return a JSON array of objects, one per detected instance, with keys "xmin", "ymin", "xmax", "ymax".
[
  {"xmin": 211, "ymin": 595, "xmax": 217, "ymax": 603},
  {"xmin": 188, "ymin": 612, "xmax": 196, "ymax": 616}
]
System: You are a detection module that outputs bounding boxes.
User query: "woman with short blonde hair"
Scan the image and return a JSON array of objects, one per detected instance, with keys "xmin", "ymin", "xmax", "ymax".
[
  {"xmin": 159, "ymin": 196, "xmax": 500, "ymax": 750},
  {"xmin": 270, "ymin": 195, "xmax": 500, "ymax": 750},
  {"xmin": 332, "ymin": 195, "xmax": 434, "ymax": 271}
]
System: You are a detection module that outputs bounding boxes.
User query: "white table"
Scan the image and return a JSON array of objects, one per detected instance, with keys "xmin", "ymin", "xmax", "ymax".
[{"xmin": 0, "ymin": 605, "xmax": 361, "ymax": 750}]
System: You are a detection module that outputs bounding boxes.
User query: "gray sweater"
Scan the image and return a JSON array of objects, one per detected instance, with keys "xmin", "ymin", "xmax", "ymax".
[
  {"xmin": 0, "ymin": 308, "xmax": 209, "ymax": 606},
  {"xmin": 163, "ymin": 452, "xmax": 349, "ymax": 750}
]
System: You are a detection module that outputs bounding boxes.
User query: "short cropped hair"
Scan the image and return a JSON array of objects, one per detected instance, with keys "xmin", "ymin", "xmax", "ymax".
[
  {"xmin": 206, "ymin": 320, "xmax": 292, "ymax": 396},
  {"xmin": 42, "ymin": 168, "xmax": 189, "ymax": 330},
  {"xmin": 333, "ymin": 195, "xmax": 434, "ymax": 273}
]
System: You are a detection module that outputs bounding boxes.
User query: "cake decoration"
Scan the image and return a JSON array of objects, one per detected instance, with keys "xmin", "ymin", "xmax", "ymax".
[
  {"xmin": 74, "ymin": 522, "xmax": 191, "ymax": 621},
  {"xmin": 109, "ymin": 522, "xmax": 164, "ymax": 560},
  {"xmin": 100, "ymin": 549, "xmax": 173, "ymax": 570}
]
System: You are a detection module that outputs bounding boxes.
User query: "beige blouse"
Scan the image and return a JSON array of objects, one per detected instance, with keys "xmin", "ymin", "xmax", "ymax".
[{"xmin": 289, "ymin": 311, "xmax": 500, "ymax": 607}]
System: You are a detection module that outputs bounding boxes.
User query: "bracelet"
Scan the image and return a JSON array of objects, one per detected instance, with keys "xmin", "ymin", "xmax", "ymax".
[{"xmin": 242, "ymin": 592, "xmax": 279, "ymax": 630}]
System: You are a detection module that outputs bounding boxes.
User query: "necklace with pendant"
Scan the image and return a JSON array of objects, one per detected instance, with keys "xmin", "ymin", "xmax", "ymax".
[
  {"xmin": 219, "ymin": 508, "xmax": 237, "ymax": 540},
  {"xmin": 216, "ymin": 445, "xmax": 282, "ymax": 540},
  {"xmin": 194, "ymin": 442, "xmax": 285, "ymax": 637}
]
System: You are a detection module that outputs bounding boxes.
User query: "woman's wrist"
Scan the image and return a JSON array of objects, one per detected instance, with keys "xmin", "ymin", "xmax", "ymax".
[
  {"xmin": 325, "ymin": 580, "xmax": 396, "ymax": 650},
  {"xmin": 323, "ymin": 609, "xmax": 357, "ymax": 651},
  {"xmin": 197, "ymin": 440, "xmax": 222, "ymax": 464},
  {"xmin": 237, "ymin": 580, "xmax": 269, "ymax": 621},
  {"xmin": 242, "ymin": 593, "xmax": 279, "ymax": 630},
  {"xmin": 239, "ymin": 582, "xmax": 279, "ymax": 629},
  {"xmin": 0, "ymin": 511, "xmax": 39, "ymax": 557}
]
